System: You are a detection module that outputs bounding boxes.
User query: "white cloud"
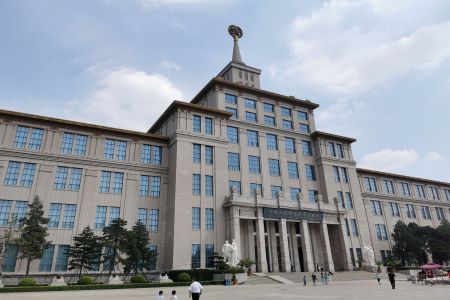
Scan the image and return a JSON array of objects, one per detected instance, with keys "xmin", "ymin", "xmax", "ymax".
[
  {"xmin": 139, "ymin": 0, "xmax": 226, "ymax": 8},
  {"xmin": 64, "ymin": 67, "xmax": 183, "ymax": 131},
  {"xmin": 424, "ymin": 151, "xmax": 445, "ymax": 161},
  {"xmin": 276, "ymin": 0, "xmax": 450, "ymax": 94},
  {"xmin": 161, "ymin": 60, "xmax": 182, "ymax": 71},
  {"xmin": 360, "ymin": 149, "xmax": 419, "ymax": 171}
]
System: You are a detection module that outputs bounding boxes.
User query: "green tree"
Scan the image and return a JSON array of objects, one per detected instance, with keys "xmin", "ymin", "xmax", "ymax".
[
  {"xmin": 428, "ymin": 220, "xmax": 450, "ymax": 264},
  {"xmin": 101, "ymin": 218, "xmax": 127, "ymax": 276},
  {"xmin": 0, "ymin": 215, "xmax": 20, "ymax": 274},
  {"xmin": 16, "ymin": 195, "xmax": 50, "ymax": 276},
  {"xmin": 68, "ymin": 226, "xmax": 102, "ymax": 275}
]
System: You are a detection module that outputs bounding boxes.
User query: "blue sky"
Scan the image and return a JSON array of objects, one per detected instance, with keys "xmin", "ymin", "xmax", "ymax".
[{"xmin": 1, "ymin": 0, "xmax": 450, "ymax": 181}]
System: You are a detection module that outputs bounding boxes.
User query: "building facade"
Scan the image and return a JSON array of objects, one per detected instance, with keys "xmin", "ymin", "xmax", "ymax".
[{"xmin": 1, "ymin": 32, "xmax": 450, "ymax": 274}]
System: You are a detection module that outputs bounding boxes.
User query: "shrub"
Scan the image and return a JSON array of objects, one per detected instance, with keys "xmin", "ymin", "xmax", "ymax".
[
  {"xmin": 177, "ymin": 273, "xmax": 191, "ymax": 282},
  {"xmin": 77, "ymin": 275, "xmax": 94, "ymax": 285},
  {"xmin": 130, "ymin": 274, "xmax": 147, "ymax": 283},
  {"xmin": 18, "ymin": 278, "xmax": 37, "ymax": 286},
  {"xmin": 168, "ymin": 269, "xmax": 215, "ymax": 281}
]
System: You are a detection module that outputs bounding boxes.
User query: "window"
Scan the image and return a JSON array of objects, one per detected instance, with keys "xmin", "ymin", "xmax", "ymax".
[
  {"xmin": 54, "ymin": 167, "xmax": 82, "ymax": 191},
  {"xmin": 227, "ymin": 126, "xmax": 239, "ymax": 143},
  {"xmin": 192, "ymin": 174, "xmax": 201, "ymax": 195},
  {"xmin": 290, "ymin": 188, "xmax": 301, "ymax": 201},
  {"xmin": 305, "ymin": 164, "xmax": 316, "ymax": 181},
  {"xmin": 430, "ymin": 187, "xmax": 440, "ymax": 200},
  {"xmin": 271, "ymin": 186, "xmax": 282, "ymax": 199},
  {"xmin": 205, "ymin": 244, "xmax": 215, "ymax": 268},
  {"xmin": 62, "ymin": 204, "xmax": 76, "ymax": 228},
  {"xmin": 148, "ymin": 209, "xmax": 159, "ymax": 231},
  {"xmin": 13, "ymin": 126, "xmax": 44, "ymax": 150},
  {"xmin": 264, "ymin": 103, "xmax": 274, "ymax": 112},
  {"xmin": 302, "ymin": 140, "xmax": 312, "ymax": 156},
  {"xmin": 287, "ymin": 162, "xmax": 299, "ymax": 179},
  {"xmin": 405, "ymin": 204, "xmax": 416, "ymax": 219},
  {"xmin": 336, "ymin": 144, "xmax": 344, "ymax": 158},
  {"xmin": 245, "ymin": 98, "xmax": 256, "ymax": 109},
  {"xmin": 333, "ymin": 166, "xmax": 340, "ymax": 182},
  {"xmin": 94, "ymin": 206, "xmax": 107, "ymax": 229},
  {"xmin": 55, "ymin": 245, "xmax": 70, "ymax": 272},
  {"xmin": 60, "ymin": 133, "xmax": 88, "ymax": 156},
  {"xmin": 225, "ymin": 93, "xmax": 237, "ymax": 104},
  {"xmin": 415, "ymin": 185, "xmax": 426, "ymax": 198},
  {"xmin": 298, "ymin": 111, "xmax": 308, "ymax": 121},
  {"xmin": 226, "ymin": 107, "xmax": 238, "ymax": 118},
  {"xmin": 247, "ymin": 130, "xmax": 259, "ymax": 147},
  {"xmin": 205, "ymin": 118, "xmax": 213, "ymax": 135},
  {"xmin": 264, "ymin": 116, "xmax": 276, "ymax": 126},
  {"xmin": 39, "ymin": 245, "xmax": 55, "ymax": 272},
  {"xmin": 205, "ymin": 208, "xmax": 214, "ymax": 230},
  {"xmin": 328, "ymin": 142, "xmax": 336, "ymax": 157},
  {"xmin": 205, "ymin": 175, "xmax": 213, "ymax": 196},
  {"xmin": 421, "ymin": 206, "xmax": 432, "ymax": 220},
  {"xmin": 364, "ymin": 177, "xmax": 378, "ymax": 192},
  {"xmin": 245, "ymin": 112, "xmax": 257, "ymax": 122},
  {"xmin": 192, "ymin": 207, "xmax": 200, "ymax": 230},
  {"xmin": 399, "ymin": 182, "xmax": 411, "ymax": 197},
  {"xmin": 48, "ymin": 203, "xmax": 62, "ymax": 228},
  {"xmin": 104, "ymin": 139, "xmax": 127, "ymax": 161},
  {"xmin": 383, "ymin": 180, "xmax": 395, "ymax": 195},
  {"xmin": 2, "ymin": 245, "xmax": 18, "ymax": 272},
  {"xmin": 248, "ymin": 156, "xmax": 261, "ymax": 174},
  {"xmin": 191, "ymin": 244, "xmax": 201, "ymax": 269},
  {"xmin": 137, "ymin": 208, "xmax": 147, "ymax": 225},
  {"xmin": 193, "ymin": 115, "xmax": 201, "ymax": 133},
  {"xmin": 375, "ymin": 224, "xmax": 388, "ymax": 240},
  {"xmin": 308, "ymin": 190, "xmax": 318, "ymax": 203},
  {"xmin": 12, "ymin": 201, "xmax": 27, "ymax": 225},
  {"xmin": 388, "ymin": 202, "xmax": 400, "ymax": 217},
  {"xmin": 228, "ymin": 153, "xmax": 240, "ymax": 171},
  {"xmin": 281, "ymin": 107, "xmax": 291, "ymax": 116},
  {"xmin": 4, "ymin": 161, "xmax": 36, "ymax": 187},
  {"xmin": 345, "ymin": 219, "xmax": 351, "ymax": 236},
  {"xmin": 205, "ymin": 146, "xmax": 213, "ymax": 165},
  {"xmin": 341, "ymin": 167, "xmax": 349, "ymax": 183},
  {"xmin": 337, "ymin": 191, "xmax": 344, "ymax": 208},
  {"xmin": 0, "ymin": 200, "xmax": 13, "ymax": 226},
  {"xmin": 370, "ymin": 200, "xmax": 383, "ymax": 216},
  {"xmin": 141, "ymin": 145, "xmax": 162, "ymax": 165},
  {"xmin": 349, "ymin": 248, "xmax": 355, "ymax": 267},
  {"xmin": 250, "ymin": 183, "xmax": 262, "ymax": 197},
  {"xmin": 351, "ymin": 219, "xmax": 359, "ymax": 236},
  {"xmin": 282, "ymin": 120, "xmax": 293, "ymax": 129},
  {"xmin": 268, "ymin": 159, "xmax": 280, "ymax": 176},
  {"xmin": 435, "ymin": 207, "xmax": 446, "ymax": 221},
  {"xmin": 285, "ymin": 137, "xmax": 296, "ymax": 153},
  {"xmin": 445, "ymin": 189, "xmax": 450, "ymax": 201},
  {"xmin": 266, "ymin": 134, "xmax": 278, "ymax": 150},
  {"xmin": 99, "ymin": 171, "xmax": 123, "ymax": 194},
  {"xmin": 299, "ymin": 124, "xmax": 310, "ymax": 134},
  {"xmin": 193, "ymin": 144, "xmax": 201, "ymax": 163},
  {"xmin": 147, "ymin": 245, "xmax": 157, "ymax": 270},
  {"xmin": 229, "ymin": 180, "xmax": 241, "ymax": 194},
  {"xmin": 109, "ymin": 207, "xmax": 120, "ymax": 224},
  {"xmin": 345, "ymin": 192, "xmax": 353, "ymax": 209}
]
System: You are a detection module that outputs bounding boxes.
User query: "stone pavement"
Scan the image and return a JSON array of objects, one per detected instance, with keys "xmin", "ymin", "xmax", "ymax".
[{"xmin": 4, "ymin": 280, "xmax": 450, "ymax": 300}]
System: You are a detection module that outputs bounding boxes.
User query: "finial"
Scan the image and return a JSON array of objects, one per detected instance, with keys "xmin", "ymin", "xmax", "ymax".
[{"xmin": 228, "ymin": 25, "xmax": 244, "ymax": 63}]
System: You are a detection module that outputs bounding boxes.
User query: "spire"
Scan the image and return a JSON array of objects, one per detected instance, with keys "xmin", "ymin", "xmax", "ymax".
[
  {"xmin": 232, "ymin": 38, "xmax": 242, "ymax": 63},
  {"xmin": 228, "ymin": 25, "xmax": 244, "ymax": 64}
]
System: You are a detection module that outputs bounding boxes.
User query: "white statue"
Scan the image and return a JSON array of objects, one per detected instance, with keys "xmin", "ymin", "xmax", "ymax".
[
  {"xmin": 108, "ymin": 274, "xmax": 123, "ymax": 285},
  {"xmin": 50, "ymin": 275, "xmax": 67, "ymax": 286},
  {"xmin": 362, "ymin": 243, "xmax": 376, "ymax": 266},
  {"xmin": 231, "ymin": 239, "xmax": 239, "ymax": 266},
  {"xmin": 222, "ymin": 239, "xmax": 239, "ymax": 267}
]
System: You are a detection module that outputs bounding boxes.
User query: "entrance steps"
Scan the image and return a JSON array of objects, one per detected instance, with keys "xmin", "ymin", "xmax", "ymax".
[{"xmin": 266, "ymin": 271, "xmax": 408, "ymax": 283}]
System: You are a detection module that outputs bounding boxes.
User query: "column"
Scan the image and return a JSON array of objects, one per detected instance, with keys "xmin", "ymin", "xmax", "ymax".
[
  {"xmin": 279, "ymin": 219, "xmax": 292, "ymax": 272},
  {"xmin": 247, "ymin": 220, "xmax": 256, "ymax": 264},
  {"xmin": 255, "ymin": 210, "xmax": 268, "ymax": 273},
  {"xmin": 231, "ymin": 207, "xmax": 241, "ymax": 255},
  {"xmin": 320, "ymin": 223, "xmax": 335, "ymax": 272},
  {"xmin": 269, "ymin": 222, "xmax": 279, "ymax": 272},
  {"xmin": 300, "ymin": 221, "xmax": 314, "ymax": 272},
  {"xmin": 290, "ymin": 223, "xmax": 301, "ymax": 271},
  {"xmin": 339, "ymin": 222, "xmax": 353, "ymax": 271}
]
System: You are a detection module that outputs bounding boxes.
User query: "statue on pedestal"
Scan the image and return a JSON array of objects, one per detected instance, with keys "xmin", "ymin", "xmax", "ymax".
[
  {"xmin": 362, "ymin": 243, "xmax": 376, "ymax": 266},
  {"xmin": 222, "ymin": 239, "xmax": 239, "ymax": 267},
  {"xmin": 50, "ymin": 274, "xmax": 67, "ymax": 286}
]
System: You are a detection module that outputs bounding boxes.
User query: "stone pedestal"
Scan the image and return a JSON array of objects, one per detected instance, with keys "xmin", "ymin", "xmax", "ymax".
[
  {"xmin": 156, "ymin": 274, "xmax": 173, "ymax": 283},
  {"xmin": 50, "ymin": 276, "xmax": 67, "ymax": 286},
  {"xmin": 108, "ymin": 275, "xmax": 123, "ymax": 285},
  {"xmin": 363, "ymin": 265, "xmax": 378, "ymax": 273}
]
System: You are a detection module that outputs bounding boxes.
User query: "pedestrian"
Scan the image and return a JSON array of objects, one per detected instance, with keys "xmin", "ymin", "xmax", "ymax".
[
  {"xmin": 170, "ymin": 290, "xmax": 178, "ymax": 300},
  {"xmin": 189, "ymin": 277, "xmax": 203, "ymax": 300},
  {"xmin": 156, "ymin": 290, "xmax": 164, "ymax": 300},
  {"xmin": 303, "ymin": 275, "xmax": 307, "ymax": 286},
  {"xmin": 320, "ymin": 272, "xmax": 324, "ymax": 284},
  {"xmin": 324, "ymin": 272, "xmax": 329, "ymax": 285},
  {"xmin": 312, "ymin": 273, "xmax": 317, "ymax": 286},
  {"xmin": 388, "ymin": 271, "xmax": 396, "ymax": 289},
  {"xmin": 376, "ymin": 273, "xmax": 381, "ymax": 285}
]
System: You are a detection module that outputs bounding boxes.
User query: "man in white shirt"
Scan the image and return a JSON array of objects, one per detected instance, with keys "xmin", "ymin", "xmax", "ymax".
[{"xmin": 189, "ymin": 277, "xmax": 202, "ymax": 300}]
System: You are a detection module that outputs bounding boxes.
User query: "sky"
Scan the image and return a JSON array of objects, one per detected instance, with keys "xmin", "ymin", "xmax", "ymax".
[{"xmin": 1, "ymin": 0, "xmax": 450, "ymax": 181}]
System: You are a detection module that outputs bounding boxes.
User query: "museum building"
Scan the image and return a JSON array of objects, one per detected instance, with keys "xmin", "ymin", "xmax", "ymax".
[{"xmin": 1, "ymin": 28, "xmax": 450, "ymax": 275}]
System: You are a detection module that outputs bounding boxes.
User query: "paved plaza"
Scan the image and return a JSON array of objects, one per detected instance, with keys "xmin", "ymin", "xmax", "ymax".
[{"xmin": 4, "ymin": 280, "xmax": 450, "ymax": 300}]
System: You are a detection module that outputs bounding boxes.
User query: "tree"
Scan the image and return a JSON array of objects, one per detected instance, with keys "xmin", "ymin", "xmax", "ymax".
[
  {"xmin": 101, "ymin": 218, "xmax": 127, "ymax": 276},
  {"xmin": 0, "ymin": 215, "xmax": 20, "ymax": 274},
  {"xmin": 391, "ymin": 221, "xmax": 412, "ymax": 265},
  {"xmin": 68, "ymin": 226, "xmax": 101, "ymax": 275},
  {"xmin": 428, "ymin": 220, "xmax": 450, "ymax": 264},
  {"xmin": 16, "ymin": 195, "xmax": 50, "ymax": 276}
]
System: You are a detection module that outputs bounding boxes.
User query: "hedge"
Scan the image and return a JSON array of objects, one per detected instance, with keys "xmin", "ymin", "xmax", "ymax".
[
  {"xmin": 0, "ymin": 281, "xmax": 223, "ymax": 293},
  {"xmin": 167, "ymin": 268, "xmax": 244, "ymax": 282}
]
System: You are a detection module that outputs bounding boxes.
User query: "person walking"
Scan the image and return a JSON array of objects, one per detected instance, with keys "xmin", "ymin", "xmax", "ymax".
[
  {"xmin": 303, "ymin": 275, "xmax": 307, "ymax": 286},
  {"xmin": 156, "ymin": 290, "xmax": 164, "ymax": 300},
  {"xmin": 324, "ymin": 272, "xmax": 329, "ymax": 285},
  {"xmin": 189, "ymin": 277, "xmax": 203, "ymax": 300},
  {"xmin": 388, "ymin": 271, "xmax": 396, "ymax": 289},
  {"xmin": 312, "ymin": 273, "xmax": 317, "ymax": 286},
  {"xmin": 376, "ymin": 273, "xmax": 381, "ymax": 285}
]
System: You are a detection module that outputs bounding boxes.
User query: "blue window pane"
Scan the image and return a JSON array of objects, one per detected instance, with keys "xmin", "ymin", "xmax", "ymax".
[
  {"xmin": 4, "ymin": 161, "xmax": 20, "ymax": 185},
  {"xmin": 351, "ymin": 219, "xmax": 359, "ymax": 236},
  {"xmin": 62, "ymin": 204, "xmax": 76, "ymax": 229},
  {"xmin": 39, "ymin": 245, "xmax": 55, "ymax": 272},
  {"xmin": 250, "ymin": 183, "xmax": 262, "ymax": 197},
  {"xmin": 13, "ymin": 201, "xmax": 28, "ymax": 225},
  {"xmin": 148, "ymin": 209, "xmax": 159, "ymax": 231},
  {"xmin": 288, "ymin": 162, "xmax": 299, "ymax": 179},
  {"xmin": 228, "ymin": 153, "xmax": 240, "ymax": 171},
  {"xmin": 48, "ymin": 203, "xmax": 62, "ymax": 228},
  {"xmin": 268, "ymin": 159, "xmax": 280, "ymax": 176},
  {"xmin": 60, "ymin": 133, "xmax": 74, "ymax": 154},
  {"xmin": 104, "ymin": 139, "xmax": 115, "ymax": 159},
  {"xmin": 285, "ymin": 137, "xmax": 296, "ymax": 153},
  {"xmin": 115, "ymin": 140, "xmax": 127, "ymax": 160},
  {"xmin": 205, "ymin": 175, "xmax": 213, "ymax": 196},
  {"xmin": 225, "ymin": 94, "xmax": 237, "ymax": 104},
  {"xmin": 191, "ymin": 244, "xmax": 201, "ymax": 269},
  {"xmin": 226, "ymin": 107, "xmax": 238, "ymax": 118},
  {"xmin": 271, "ymin": 186, "xmax": 282, "ymax": 199},
  {"xmin": 153, "ymin": 146, "xmax": 162, "ymax": 165},
  {"xmin": 74, "ymin": 134, "xmax": 88, "ymax": 156},
  {"xmin": 20, "ymin": 163, "xmax": 36, "ymax": 187},
  {"xmin": 192, "ymin": 207, "xmax": 200, "ymax": 230},
  {"xmin": 94, "ymin": 206, "xmax": 107, "ymax": 230},
  {"xmin": 264, "ymin": 116, "xmax": 275, "ymax": 126},
  {"xmin": 193, "ymin": 115, "xmax": 201, "ymax": 133},
  {"xmin": 205, "ymin": 208, "xmax": 214, "ymax": 230},
  {"xmin": 193, "ymin": 144, "xmax": 201, "ymax": 163},
  {"xmin": 205, "ymin": 146, "xmax": 213, "ymax": 165},
  {"xmin": 54, "ymin": 167, "xmax": 69, "ymax": 190},
  {"xmin": 0, "ymin": 200, "xmax": 13, "ymax": 226},
  {"xmin": 148, "ymin": 245, "xmax": 157, "ymax": 270},
  {"xmin": 55, "ymin": 245, "xmax": 70, "ymax": 272},
  {"xmin": 68, "ymin": 168, "xmax": 82, "ymax": 190},
  {"xmin": 299, "ymin": 123, "xmax": 310, "ymax": 133},
  {"xmin": 264, "ymin": 103, "xmax": 274, "ymax": 112},
  {"xmin": 290, "ymin": 188, "xmax": 301, "ymax": 201},
  {"xmin": 247, "ymin": 130, "xmax": 259, "ymax": 147},
  {"xmin": 308, "ymin": 190, "xmax": 318, "ymax": 203},
  {"xmin": 337, "ymin": 191, "xmax": 344, "ymax": 208},
  {"xmin": 336, "ymin": 144, "xmax": 344, "ymax": 158},
  {"xmin": 245, "ymin": 112, "xmax": 257, "ymax": 122},
  {"xmin": 205, "ymin": 117, "xmax": 213, "ymax": 135},
  {"xmin": 3, "ymin": 245, "xmax": 18, "ymax": 272},
  {"xmin": 99, "ymin": 171, "xmax": 111, "ymax": 193},
  {"xmin": 109, "ymin": 207, "xmax": 120, "ymax": 224},
  {"xmin": 281, "ymin": 107, "xmax": 291, "ymax": 116},
  {"xmin": 137, "ymin": 208, "xmax": 147, "ymax": 225},
  {"xmin": 142, "ymin": 144, "xmax": 151, "ymax": 164},
  {"xmin": 13, "ymin": 126, "xmax": 29, "ymax": 149},
  {"xmin": 333, "ymin": 166, "xmax": 340, "ymax": 182},
  {"xmin": 305, "ymin": 164, "xmax": 316, "ymax": 181},
  {"xmin": 229, "ymin": 180, "xmax": 241, "ymax": 194},
  {"xmin": 151, "ymin": 176, "xmax": 161, "ymax": 197},
  {"xmin": 266, "ymin": 134, "xmax": 278, "ymax": 150},
  {"xmin": 345, "ymin": 192, "xmax": 353, "ymax": 209},
  {"xmin": 245, "ymin": 98, "xmax": 256, "ymax": 108},
  {"xmin": 112, "ymin": 172, "xmax": 124, "ymax": 194},
  {"xmin": 282, "ymin": 120, "xmax": 293, "ymax": 129},
  {"xmin": 205, "ymin": 244, "xmax": 215, "ymax": 268},
  {"xmin": 248, "ymin": 156, "xmax": 261, "ymax": 174},
  {"xmin": 28, "ymin": 128, "xmax": 44, "ymax": 150},
  {"xmin": 302, "ymin": 140, "xmax": 312, "ymax": 156},
  {"xmin": 298, "ymin": 111, "xmax": 308, "ymax": 121},
  {"xmin": 227, "ymin": 126, "xmax": 239, "ymax": 143},
  {"xmin": 192, "ymin": 174, "xmax": 201, "ymax": 195}
]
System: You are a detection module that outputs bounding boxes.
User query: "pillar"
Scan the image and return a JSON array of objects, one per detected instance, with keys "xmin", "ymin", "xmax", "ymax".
[
  {"xmin": 279, "ymin": 219, "xmax": 292, "ymax": 272},
  {"xmin": 255, "ymin": 209, "xmax": 268, "ymax": 273},
  {"xmin": 300, "ymin": 221, "xmax": 314, "ymax": 272},
  {"xmin": 269, "ymin": 221, "xmax": 279, "ymax": 272},
  {"xmin": 290, "ymin": 223, "xmax": 301, "ymax": 271},
  {"xmin": 320, "ymin": 223, "xmax": 335, "ymax": 272}
]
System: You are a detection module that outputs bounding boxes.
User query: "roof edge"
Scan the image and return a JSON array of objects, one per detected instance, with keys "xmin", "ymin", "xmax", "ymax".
[
  {"xmin": 311, "ymin": 131, "xmax": 357, "ymax": 143},
  {"xmin": 356, "ymin": 168, "xmax": 450, "ymax": 187}
]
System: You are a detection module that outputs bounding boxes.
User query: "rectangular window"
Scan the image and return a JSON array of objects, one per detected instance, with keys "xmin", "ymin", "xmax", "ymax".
[
  {"xmin": 399, "ymin": 182, "xmax": 411, "ymax": 197},
  {"xmin": 13, "ymin": 125, "xmax": 29, "ymax": 149},
  {"xmin": 104, "ymin": 139, "xmax": 127, "ymax": 161},
  {"xmin": 0, "ymin": 200, "xmax": 13, "ymax": 226},
  {"xmin": 337, "ymin": 191, "xmax": 344, "ymax": 208},
  {"xmin": 282, "ymin": 120, "xmax": 293, "ymax": 129},
  {"xmin": 287, "ymin": 162, "xmax": 299, "ymax": 179},
  {"xmin": 205, "ymin": 117, "xmax": 213, "ymax": 135},
  {"xmin": 266, "ymin": 134, "xmax": 278, "ymax": 150},
  {"xmin": 250, "ymin": 183, "xmax": 263, "ymax": 197},
  {"xmin": 370, "ymin": 200, "xmax": 383, "ymax": 216},
  {"xmin": 192, "ymin": 207, "xmax": 200, "ymax": 230},
  {"xmin": 245, "ymin": 112, "xmax": 257, "ymax": 122},
  {"xmin": 140, "ymin": 175, "xmax": 150, "ymax": 196},
  {"xmin": 98, "ymin": 171, "xmax": 110, "ymax": 192},
  {"xmin": 48, "ymin": 203, "xmax": 62, "ymax": 228},
  {"xmin": 68, "ymin": 168, "xmax": 82, "ymax": 190},
  {"xmin": 284, "ymin": 137, "xmax": 296, "ymax": 153},
  {"xmin": 205, "ymin": 146, "xmax": 213, "ymax": 165},
  {"xmin": 151, "ymin": 176, "xmax": 161, "ymax": 197},
  {"xmin": 290, "ymin": 188, "xmax": 301, "ymax": 201},
  {"xmin": 345, "ymin": 219, "xmax": 351, "ymax": 236},
  {"xmin": 115, "ymin": 140, "xmax": 127, "ymax": 160},
  {"xmin": 405, "ymin": 204, "xmax": 416, "ymax": 219},
  {"xmin": 104, "ymin": 139, "xmax": 115, "ymax": 160},
  {"xmin": 3, "ymin": 245, "xmax": 18, "ymax": 272},
  {"xmin": 281, "ymin": 107, "xmax": 291, "ymax": 116},
  {"xmin": 205, "ymin": 208, "xmax": 214, "ymax": 230},
  {"xmin": 328, "ymin": 142, "xmax": 336, "ymax": 157},
  {"xmin": 430, "ymin": 187, "xmax": 440, "ymax": 200},
  {"xmin": 29, "ymin": 128, "xmax": 44, "ymax": 150},
  {"xmin": 299, "ymin": 124, "xmax": 310, "ymax": 133},
  {"xmin": 192, "ymin": 174, "xmax": 201, "ymax": 195},
  {"xmin": 345, "ymin": 192, "xmax": 353, "ymax": 209},
  {"xmin": 298, "ymin": 111, "xmax": 308, "ymax": 121},
  {"xmin": 333, "ymin": 166, "xmax": 340, "ymax": 182},
  {"xmin": 228, "ymin": 152, "xmax": 240, "ymax": 171},
  {"xmin": 147, "ymin": 245, "xmax": 157, "ymax": 270},
  {"xmin": 20, "ymin": 163, "xmax": 36, "ymax": 187},
  {"xmin": 137, "ymin": 208, "xmax": 147, "ymax": 225},
  {"xmin": 191, "ymin": 244, "xmax": 201, "ymax": 269},
  {"xmin": 247, "ymin": 130, "xmax": 259, "ymax": 147},
  {"xmin": 415, "ymin": 185, "xmax": 425, "ymax": 198},
  {"xmin": 264, "ymin": 116, "xmax": 275, "ymax": 126},
  {"xmin": 383, "ymin": 180, "xmax": 395, "ymax": 194},
  {"xmin": 148, "ymin": 209, "xmax": 159, "ymax": 231},
  {"xmin": 245, "ymin": 98, "xmax": 256, "ymax": 109},
  {"xmin": 351, "ymin": 219, "xmax": 359, "ymax": 236},
  {"xmin": 271, "ymin": 185, "xmax": 282, "ymax": 199},
  {"xmin": 12, "ymin": 201, "xmax": 28, "ymax": 225},
  {"xmin": 248, "ymin": 156, "xmax": 261, "ymax": 174},
  {"xmin": 435, "ymin": 207, "xmax": 446, "ymax": 221},
  {"xmin": 193, "ymin": 144, "xmax": 201, "ymax": 163},
  {"xmin": 421, "ymin": 206, "xmax": 432, "ymax": 219},
  {"xmin": 205, "ymin": 175, "xmax": 214, "ymax": 196},
  {"xmin": 375, "ymin": 224, "xmax": 388, "ymax": 240},
  {"xmin": 55, "ymin": 245, "xmax": 70, "ymax": 272},
  {"xmin": 226, "ymin": 107, "xmax": 238, "ymax": 118},
  {"xmin": 341, "ymin": 167, "xmax": 349, "ymax": 183},
  {"xmin": 268, "ymin": 159, "xmax": 280, "ymax": 176},
  {"xmin": 54, "ymin": 167, "xmax": 82, "ymax": 190},
  {"xmin": 39, "ymin": 245, "xmax": 55, "ymax": 272},
  {"xmin": 94, "ymin": 206, "xmax": 107, "ymax": 229},
  {"xmin": 60, "ymin": 133, "xmax": 74, "ymax": 154},
  {"xmin": 336, "ymin": 143, "xmax": 344, "ymax": 158},
  {"xmin": 152, "ymin": 146, "xmax": 162, "ymax": 165},
  {"xmin": 229, "ymin": 180, "xmax": 241, "ymax": 195},
  {"xmin": 305, "ymin": 164, "xmax": 316, "ymax": 181},
  {"xmin": 74, "ymin": 134, "xmax": 88, "ymax": 156},
  {"xmin": 205, "ymin": 244, "xmax": 215, "ymax": 268},
  {"xmin": 225, "ymin": 93, "xmax": 237, "ymax": 104},
  {"xmin": 141, "ymin": 145, "xmax": 151, "ymax": 164},
  {"xmin": 4, "ymin": 161, "xmax": 20, "ymax": 186},
  {"xmin": 4, "ymin": 161, "xmax": 36, "ymax": 187},
  {"xmin": 388, "ymin": 202, "xmax": 400, "ymax": 217},
  {"xmin": 112, "ymin": 172, "xmax": 124, "ymax": 194},
  {"xmin": 444, "ymin": 189, "xmax": 450, "ymax": 201},
  {"xmin": 109, "ymin": 207, "xmax": 120, "ymax": 224},
  {"xmin": 227, "ymin": 126, "xmax": 239, "ymax": 144},
  {"xmin": 349, "ymin": 248, "xmax": 355, "ymax": 267},
  {"xmin": 62, "ymin": 204, "xmax": 76, "ymax": 229},
  {"xmin": 308, "ymin": 190, "xmax": 318, "ymax": 203},
  {"xmin": 193, "ymin": 115, "xmax": 201, "ymax": 133},
  {"xmin": 364, "ymin": 177, "xmax": 378, "ymax": 192},
  {"xmin": 302, "ymin": 140, "xmax": 312, "ymax": 156},
  {"xmin": 14, "ymin": 126, "xmax": 44, "ymax": 151},
  {"xmin": 264, "ymin": 103, "xmax": 274, "ymax": 112}
]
